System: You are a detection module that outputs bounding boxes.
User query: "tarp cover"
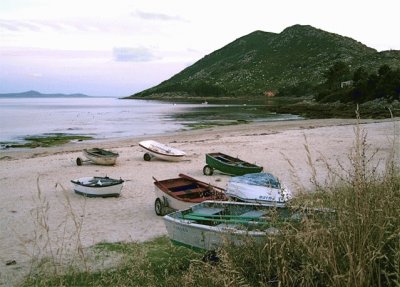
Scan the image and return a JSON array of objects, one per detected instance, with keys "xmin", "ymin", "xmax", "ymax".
[{"xmin": 229, "ymin": 172, "xmax": 281, "ymax": 189}]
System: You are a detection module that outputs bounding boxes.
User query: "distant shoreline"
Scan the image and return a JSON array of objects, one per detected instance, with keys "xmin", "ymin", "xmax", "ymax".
[{"xmin": 0, "ymin": 90, "xmax": 91, "ymax": 98}]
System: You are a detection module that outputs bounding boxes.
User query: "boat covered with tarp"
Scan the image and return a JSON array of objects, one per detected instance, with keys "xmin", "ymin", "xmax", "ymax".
[{"xmin": 226, "ymin": 172, "xmax": 292, "ymax": 203}]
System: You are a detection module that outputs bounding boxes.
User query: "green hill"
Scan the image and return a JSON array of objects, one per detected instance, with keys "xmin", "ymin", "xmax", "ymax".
[{"xmin": 126, "ymin": 25, "xmax": 400, "ymax": 100}]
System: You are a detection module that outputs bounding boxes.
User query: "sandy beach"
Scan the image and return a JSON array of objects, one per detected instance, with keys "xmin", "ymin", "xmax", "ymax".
[{"xmin": 0, "ymin": 118, "xmax": 399, "ymax": 285}]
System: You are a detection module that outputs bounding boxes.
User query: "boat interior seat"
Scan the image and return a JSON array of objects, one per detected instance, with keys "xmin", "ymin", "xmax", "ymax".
[
  {"xmin": 170, "ymin": 183, "xmax": 199, "ymax": 192},
  {"xmin": 171, "ymin": 187, "xmax": 208, "ymax": 197},
  {"xmin": 215, "ymin": 156, "xmax": 230, "ymax": 163},
  {"xmin": 191, "ymin": 207, "xmax": 224, "ymax": 216}
]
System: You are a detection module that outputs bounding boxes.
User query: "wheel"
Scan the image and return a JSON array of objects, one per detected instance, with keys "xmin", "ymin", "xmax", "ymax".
[
  {"xmin": 155, "ymin": 198, "xmax": 165, "ymax": 216},
  {"xmin": 203, "ymin": 165, "xmax": 214, "ymax": 176},
  {"xmin": 143, "ymin": 153, "xmax": 152, "ymax": 161},
  {"xmin": 76, "ymin": 157, "xmax": 82, "ymax": 166},
  {"xmin": 202, "ymin": 250, "xmax": 219, "ymax": 264}
]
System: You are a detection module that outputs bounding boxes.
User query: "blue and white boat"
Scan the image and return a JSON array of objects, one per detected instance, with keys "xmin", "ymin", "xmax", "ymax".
[
  {"xmin": 71, "ymin": 176, "xmax": 124, "ymax": 197},
  {"xmin": 226, "ymin": 172, "xmax": 292, "ymax": 203}
]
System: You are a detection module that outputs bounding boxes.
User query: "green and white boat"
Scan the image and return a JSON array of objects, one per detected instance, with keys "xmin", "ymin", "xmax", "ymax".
[
  {"xmin": 163, "ymin": 200, "xmax": 302, "ymax": 251},
  {"xmin": 203, "ymin": 152, "xmax": 263, "ymax": 176}
]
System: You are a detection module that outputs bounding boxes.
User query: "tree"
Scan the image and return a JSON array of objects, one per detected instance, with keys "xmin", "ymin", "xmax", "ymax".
[
  {"xmin": 323, "ymin": 61, "xmax": 351, "ymax": 90},
  {"xmin": 353, "ymin": 67, "xmax": 369, "ymax": 84},
  {"xmin": 376, "ymin": 65, "xmax": 400, "ymax": 101},
  {"xmin": 378, "ymin": 64, "xmax": 391, "ymax": 77}
]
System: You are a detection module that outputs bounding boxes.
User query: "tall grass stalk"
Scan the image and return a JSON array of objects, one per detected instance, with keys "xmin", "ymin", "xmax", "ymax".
[{"xmin": 22, "ymin": 177, "xmax": 88, "ymax": 280}]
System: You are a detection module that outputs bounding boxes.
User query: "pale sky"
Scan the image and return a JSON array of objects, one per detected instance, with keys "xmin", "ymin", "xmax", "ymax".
[{"xmin": 1, "ymin": 0, "xmax": 399, "ymax": 97}]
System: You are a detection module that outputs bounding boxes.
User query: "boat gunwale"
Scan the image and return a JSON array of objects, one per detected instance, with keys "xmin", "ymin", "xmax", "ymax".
[
  {"xmin": 84, "ymin": 148, "xmax": 119, "ymax": 158},
  {"xmin": 163, "ymin": 213, "xmax": 269, "ymax": 236},
  {"xmin": 71, "ymin": 177, "xmax": 124, "ymax": 188}
]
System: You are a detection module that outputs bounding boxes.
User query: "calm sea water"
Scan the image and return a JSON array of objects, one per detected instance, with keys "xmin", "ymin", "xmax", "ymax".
[
  {"xmin": 0, "ymin": 97, "xmax": 302, "ymax": 143},
  {"xmin": 0, "ymin": 97, "xmax": 191, "ymax": 143}
]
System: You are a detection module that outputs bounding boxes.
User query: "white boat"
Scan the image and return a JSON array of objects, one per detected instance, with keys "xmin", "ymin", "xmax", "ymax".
[
  {"xmin": 226, "ymin": 172, "xmax": 292, "ymax": 203},
  {"xmin": 164, "ymin": 200, "xmax": 294, "ymax": 251},
  {"xmin": 76, "ymin": 148, "xmax": 119, "ymax": 166},
  {"xmin": 71, "ymin": 176, "xmax": 124, "ymax": 197},
  {"xmin": 153, "ymin": 173, "xmax": 227, "ymax": 216},
  {"xmin": 139, "ymin": 140, "xmax": 186, "ymax": 161}
]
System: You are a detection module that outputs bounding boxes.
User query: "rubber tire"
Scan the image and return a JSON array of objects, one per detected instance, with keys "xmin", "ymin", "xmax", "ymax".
[
  {"xmin": 202, "ymin": 250, "xmax": 219, "ymax": 264},
  {"xmin": 203, "ymin": 165, "xmax": 214, "ymax": 176},
  {"xmin": 155, "ymin": 198, "xmax": 164, "ymax": 216},
  {"xmin": 76, "ymin": 157, "xmax": 82, "ymax": 166},
  {"xmin": 144, "ymin": 153, "xmax": 152, "ymax": 161}
]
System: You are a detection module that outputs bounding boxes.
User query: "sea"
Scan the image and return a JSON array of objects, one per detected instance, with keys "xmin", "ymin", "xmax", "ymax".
[
  {"xmin": 0, "ymin": 97, "xmax": 189, "ymax": 143},
  {"xmin": 0, "ymin": 97, "xmax": 302, "ymax": 144}
]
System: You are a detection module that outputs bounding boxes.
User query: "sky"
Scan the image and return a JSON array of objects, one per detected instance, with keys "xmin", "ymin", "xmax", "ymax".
[{"xmin": 1, "ymin": 0, "xmax": 399, "ymax": 97}]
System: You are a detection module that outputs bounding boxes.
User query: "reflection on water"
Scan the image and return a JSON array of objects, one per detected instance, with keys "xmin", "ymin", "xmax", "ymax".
[
  {"xmin": 170, "ymin": 103, "xmax": 302, "ymax": 129},
  {"xmin": 0, "ymin": 98, "xmax": 187, "ymax": 142},
  {"xmin": 0, "ymin": 97, "xmax": 302, "ymax": 143}
]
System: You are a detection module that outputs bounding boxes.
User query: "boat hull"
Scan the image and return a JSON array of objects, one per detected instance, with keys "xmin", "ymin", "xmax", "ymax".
[
  {"xmin": 226, "ymin": 182, "xmax": 290, "ymax": 203},
  {"xmin": 153, "ymin": 174, "xmax": 227, "ymax": 215},
  {"xmin": 139, "ymin": 140, "xmax": 185, "ymax": 162},
  {"xmin": 164, "ymin": 216, "xmax": 269, "ymax": 251},
  {"xmin": 163, "ymin": 201, "xmax": 285, "ymax": 251},
  {"xmin": 154, "ymin": 186, "xmax": 194, "ymax": 211},
  {"xmin": 83, "ymin": 148, "xmax": 119, "ymax": 165},
  {"xmin": 71, "ymin": 177, "xmax": 124, "ymax": 197},
  {"xmin": 146, "ymin": 151, "xmax": 184, "ymax": 162},
  {"xmin": 204, "ymin": 153, "xmax": 263, "ymax": 176},
  {"xmin": 226, "ymin": 173, "xmax": 292, "ymax": 203}
]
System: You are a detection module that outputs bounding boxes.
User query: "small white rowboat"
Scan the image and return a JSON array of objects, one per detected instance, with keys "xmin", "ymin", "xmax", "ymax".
[
  {"xmin": 139, "ymin": 140, "xmax": 186, "ymax": 161},
  {"xmin": 71, "ymin": 176, "xmax": 124, "ymax": 197}
]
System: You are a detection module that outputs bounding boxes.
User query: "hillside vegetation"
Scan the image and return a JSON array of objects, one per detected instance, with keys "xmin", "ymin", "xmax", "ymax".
[{"xmin": 126, "ymin": 25, "xmax": 400, "ymax": 102}]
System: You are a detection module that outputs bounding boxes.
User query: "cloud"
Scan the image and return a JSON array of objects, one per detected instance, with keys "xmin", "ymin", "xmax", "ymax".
[
  {"xmin": 132, "ymin": 10, "xmax": 186, "ymax": 22},
  {"xmin": 0, "ymin": 47, "xmax": 110, "ymax": 64},
  {"xmin": 0, "ymin": 19, "xmax": 41, "ymax": 31},
  {"xmin": 29, "ymin": 72, "xmax": 43, "ymax": 78},
  {"xmin": 0, "ymin": 18, "xmax": 107, "ymax": 34},
  {"xmin": 113, "ymin": 47, "xmax": 157, "ymax": 62}
]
